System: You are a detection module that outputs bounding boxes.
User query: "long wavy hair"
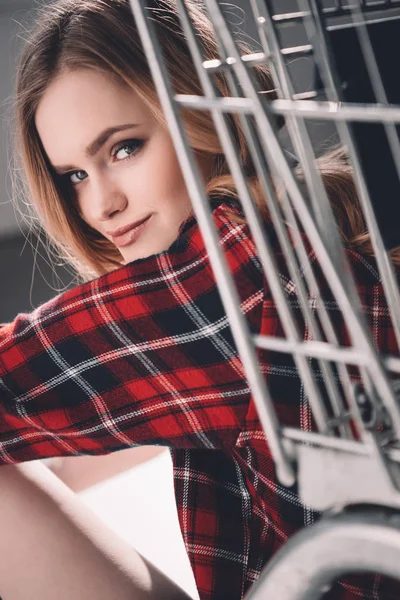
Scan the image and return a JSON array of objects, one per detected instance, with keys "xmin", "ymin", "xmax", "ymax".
[{"xmin": 12, "ymin": 0, "xmax": 384, "ymax": 281}]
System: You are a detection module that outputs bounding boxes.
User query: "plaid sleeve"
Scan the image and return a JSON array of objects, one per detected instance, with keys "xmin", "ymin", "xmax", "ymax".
[{"xmin": 0, "ymin": 204, "xmax": 264, "ymax": 464}]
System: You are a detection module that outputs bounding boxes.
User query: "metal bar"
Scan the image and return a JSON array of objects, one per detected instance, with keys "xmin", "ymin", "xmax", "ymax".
[
  {"xmin": 128, "ymin": 0, "xmax": 295, "ymax": 487},
  {"xmin": 175, "ymin": 95, "xmax": 400, "ymax": 124},
  {"xmin": 282, "ymin": 426, "xmax": 388, "ymax": 457},
  {"xmin": 281, "ymin": 44, "xmax": 314, "ymax": 56},
  {"xmin": 271, "ymin": 99, "xmax": 400, "ymax": 122},
  {"xmin": 202, "ymin": 52, "xmax": 268, "ymax": 73},
  {"xmin": 272, "ymin": 11, "xmax": 311, "ymax": 23},
  {"xmin": 345, "ymin": 1, "xmax": 400, "ymax": 348},
  {"xmin": 258, "ymin": 7, "xmax": 356, "ymax": 436},
  {"xmin": 205, "ymin": 0, "xmax": 400, "ymax": 442},
  {"xmin": 176, "ymin": 0, "xmax": 333, "ymax": 437},
  {"xmin": 254, "ymin": 336, "xmax": 370, "ymax": 365},
  {"xmin": 174, "ymin": 2, "xmax": 400, "ymax": 442},
  {"xmin": 327, "ymin": 11, "xmax": 400, "ymax": 31},
  {"xmin": 384, "ymin": 356, "xmax": 400, "ymax": 373},
  {"xmin": 200, "ymin": 0, "xmax": 337, "ymax": 434},
  {"xmin": 254, "ymin": 0, "xmax": 357, "ymax": 437},
  {"xmin": 299, "ymin": 0, "xmax": 400, "ymax": 440},
  {"xmin": 178, "ymin": 0, "xmax": 348, "ymax": 436},
  {"xmin": 323, "ymin": 2, "xmax": 400, "ymax": 18},
  {"xmin": 292, "ymin": 91, "xmax": 318, "ymax": 100}
]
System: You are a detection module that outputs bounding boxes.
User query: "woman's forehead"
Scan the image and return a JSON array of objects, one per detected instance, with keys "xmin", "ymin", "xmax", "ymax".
[{"xmin": 35, "ymin": 68, "xmax": 152, "ymax": 165}]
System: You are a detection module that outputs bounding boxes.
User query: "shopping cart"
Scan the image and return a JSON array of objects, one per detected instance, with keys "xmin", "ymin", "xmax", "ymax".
[{"xmin": 127, "ymin": 0, "xmax": 400, "ymax": 597}]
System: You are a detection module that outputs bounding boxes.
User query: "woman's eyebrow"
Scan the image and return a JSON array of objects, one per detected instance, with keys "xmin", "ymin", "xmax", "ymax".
[{"xmin": 53, "ymin": 123, "xmax": 139, "ymax": 173}]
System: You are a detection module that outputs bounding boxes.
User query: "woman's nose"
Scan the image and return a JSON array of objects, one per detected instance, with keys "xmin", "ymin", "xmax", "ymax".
[{"xmin": 91, "ymin": 176, "xmax": 128, "ymax": 221}]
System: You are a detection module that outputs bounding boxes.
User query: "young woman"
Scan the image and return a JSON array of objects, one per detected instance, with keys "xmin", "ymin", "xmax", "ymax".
[{"xmin": 0, "ymin": 0, "xmax": 399, "ymax": 598}]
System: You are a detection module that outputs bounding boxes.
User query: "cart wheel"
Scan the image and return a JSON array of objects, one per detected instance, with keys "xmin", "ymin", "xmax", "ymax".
[{"xmin": 245, "ymin": 505, "xmax": 400, "ymax": 600}]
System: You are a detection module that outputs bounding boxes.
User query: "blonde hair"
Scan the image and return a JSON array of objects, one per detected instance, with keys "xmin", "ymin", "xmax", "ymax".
[{"xmin": 13, "ymin": 0, "xmax": 387, "ymax": 281}]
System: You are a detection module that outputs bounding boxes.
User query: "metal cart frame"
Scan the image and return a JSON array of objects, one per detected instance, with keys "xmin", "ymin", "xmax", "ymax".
[{"xmin": 127, "ymin": 0, "xmax": 400, "ymax": 596}]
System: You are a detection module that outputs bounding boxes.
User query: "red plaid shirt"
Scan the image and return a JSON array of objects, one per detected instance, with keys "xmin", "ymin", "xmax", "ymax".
[{"xmin": 0, "ymin": 200, "xmax": 399, "ymax": 599}]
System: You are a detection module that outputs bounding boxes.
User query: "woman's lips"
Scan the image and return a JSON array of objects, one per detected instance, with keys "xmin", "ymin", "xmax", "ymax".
[{"xmin": 110, "ymin": 214, "xmax": 153, "ymax": 248}]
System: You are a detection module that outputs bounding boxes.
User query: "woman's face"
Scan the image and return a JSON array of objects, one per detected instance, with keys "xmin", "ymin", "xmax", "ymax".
[{"xmin": 35, "ymin": 68, "xmax": 211, "ymax": 264}]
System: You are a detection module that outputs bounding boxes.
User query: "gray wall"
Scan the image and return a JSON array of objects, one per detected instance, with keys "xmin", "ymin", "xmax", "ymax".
[
  {"xmin": 0, "ymin": 1, "xmax": 72, "ymax": 323},
  {"xmin": 0, "ymin": 1, "xmax": 52, "ymax": 237},
  {"xmin": 0, "ymin": 234, "xmax": 75, "ymax": 322}
]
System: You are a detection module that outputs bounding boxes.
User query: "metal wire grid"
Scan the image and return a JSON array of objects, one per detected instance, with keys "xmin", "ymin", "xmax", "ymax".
[
  {"xmin": 274, "ymin": 0, "xmax": 400, "ymax": 17},
  {"xmin": 128, "ymin": 0, "xmax": 400, "ymax": 507}
]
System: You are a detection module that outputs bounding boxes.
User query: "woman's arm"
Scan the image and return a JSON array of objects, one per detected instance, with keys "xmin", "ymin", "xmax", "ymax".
[{"xmin": 0, "ymin": 203, "xmax": 263, "ymax": 464}]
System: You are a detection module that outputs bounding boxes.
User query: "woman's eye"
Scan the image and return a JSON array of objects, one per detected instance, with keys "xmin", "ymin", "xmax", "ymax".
[
  {"xmin": 113, "ymin": 139, "xmax": 144, "ymax": 161},
  {"xmin": 69, "ymin": 171, "xmax": 87, "ymax": 185}
]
